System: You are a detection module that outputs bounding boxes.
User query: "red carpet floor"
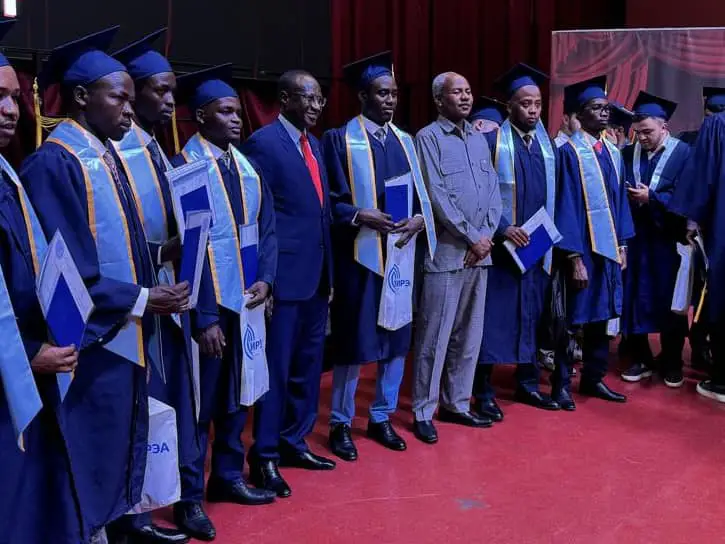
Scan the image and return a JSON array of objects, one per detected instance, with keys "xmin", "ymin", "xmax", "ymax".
[{"xmin": 156, "ymin": 341, "xmax": 725, "ymax": 544}]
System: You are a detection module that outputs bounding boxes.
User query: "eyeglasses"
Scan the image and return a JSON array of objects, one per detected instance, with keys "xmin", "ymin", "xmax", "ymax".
[{"xmin": 291, "ymin": 92, "xmax": 327, "ymax": 108}]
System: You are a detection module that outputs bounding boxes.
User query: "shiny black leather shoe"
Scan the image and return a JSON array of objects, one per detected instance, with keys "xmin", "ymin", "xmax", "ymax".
[
  {"xmin": 249, "ymin": 460, "xmax": 292, "ymax": 498},
  {"xmin": 413, "ymin": 419, "xmax": 438, "ymax": 444},
  {"xmin": 514, "ymin": 389, "xmax": 561, "ymax": 411},
  {"xmin": 206, "ymin": 477, "xmax": 276, "ymax": 506},
  {"xmin": 329, "ymin": 423, "xmax": 358, "ymax": 461},
  {"xmin": 279, "ymin": 450, "xmax": 337, "ymax": 471},
  {"xmin": 580, "ymin": 380, "xmax": 627, "ymax": 403},
  {"xmin": 367, "ymin": 420, "xmax": 407, "ymax": 451},
  {"xmin": 473, "ymin": 399, "xmax": 504, "ymax": 422},
  {"xmin": 437, "ymin": 408, "xmax": 493, "ymax": 428},
  {"xmin": 108, "ymin": 524, "xmax": 190, "ymax": 544},
  {"xmin": 173, "ymin": 502, "xmax": 215, "ymax": 542},
  {"xmin": 552, "ymin": 388, "xmax": 576, "ymax": 411}
]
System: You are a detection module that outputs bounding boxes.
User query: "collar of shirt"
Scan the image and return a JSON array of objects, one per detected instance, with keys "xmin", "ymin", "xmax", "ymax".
[
  {"xmin": 278, "ymin": 113, "xmax": 306, "ymax": 154},
  {"xmin": 362, "ymin": 115, "xmax": 388, "ymax": 140},
  {"xmin": 206, "ymin": 139, "xmax": 230, "ymax": 160},
  {"xmin": 436, "ymin": 115, "xmax": 473, "ymax": 138},
  {"xmin": 511, "ymin": 122, "xmax": 535, "ymax": 142}
]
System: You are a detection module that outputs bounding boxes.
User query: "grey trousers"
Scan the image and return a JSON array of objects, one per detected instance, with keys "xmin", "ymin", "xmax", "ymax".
[{"xmin": 412, "ymin": 267, "xmax": 488, "ymax": 421}]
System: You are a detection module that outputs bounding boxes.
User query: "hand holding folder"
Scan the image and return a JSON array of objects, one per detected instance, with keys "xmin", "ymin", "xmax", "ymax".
[{"xmin": 503, "ymin": 207, "xmax": 562, "ymax": 273}]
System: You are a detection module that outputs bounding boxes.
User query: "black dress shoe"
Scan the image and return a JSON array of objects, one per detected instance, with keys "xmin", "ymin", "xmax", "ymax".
[
  {"xmin": 329, "ymin": 423, "xmax": 358, "ymax": 461},
  {"xmin": 580, "ymin": 380, "xmax": 627, "ymax": 403},
  {"xmin": 249, "ymin": 460, "xmax": 292, "ymax": 498},
  {"xmin": 413, "ymin": 420, "xmax": 438, "ymax": 444},
  {"xmin": 473, "ymin": 399, "xmax": 504, "ymax": 422},
  {"xmin": 206, "ymin": 477, "xmax": 276, "ymax": 505},
  {"xmin": 437, "ymin": 408, "xmax": 493, "ymax": 428},
  {"xmin": 120, "ymin": 525, "xmax": 190, "ymax": 544},
  {"xmin": 173, "ymin": 502, "xmax": 215, "ymax": 542},
  {"xmin": 514, "ymin": 389, "xmax": 561, "ymax": 411},
  {"xmin": 279, "ymin": 450, "xmax": 337, "ymax": 471},
  {"xmin": 552, "ymin": 388, "xmax": 576, "ymax": 411},
  {"xmin": 367, "ymin": 420, "xmax": 407, "ymax": 451}
]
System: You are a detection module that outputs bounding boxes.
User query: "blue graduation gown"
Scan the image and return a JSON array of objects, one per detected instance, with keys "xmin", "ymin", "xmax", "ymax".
[
  {"xmin": 556, "ymin": 139, "xmax": 635, "ymax": 325},
  {"xmin": 479, "ymin": 130, "xmax": 551, "ymax": 365},
  {"xmin": 20, "ymin": 142, "xmax": 152, "ymax": 538},
  {"xmin": 322, "ymin": 126, "xmax": 419, "ymax": 366},
  {"xmin": 669, "ymin": 113, "xmax": 725, "ymax": 324},
  {"xmin": 130, "ymin": 138, "xmax": 201, "ymax": 468},
  {"xmin": 170, "ymin": 152, "xmax": 276, "ymax": 416},
  {"xmin": 0, "ymin": 172, "xmax": 84, "ymax": 544},
  {"xmin": 621, "ymin": 141, "xmax": 689, "ymax": 334}
]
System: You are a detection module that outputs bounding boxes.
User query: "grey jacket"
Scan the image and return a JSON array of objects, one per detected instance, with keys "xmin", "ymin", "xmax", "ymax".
[{"xmin": 415, "ymin": 116, "xmax": 502, "ymax": 273}]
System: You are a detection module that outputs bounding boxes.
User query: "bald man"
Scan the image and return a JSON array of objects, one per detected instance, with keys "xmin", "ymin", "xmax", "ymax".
[{"xmin": 411, "ymin": 72, "xmax": 502, "ymax": 444}]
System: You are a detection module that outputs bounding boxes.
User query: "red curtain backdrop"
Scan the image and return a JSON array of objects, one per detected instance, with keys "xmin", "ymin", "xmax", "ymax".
[{"xmin": 548, "ymin": 28, "xmax": 725, "ymax": 135}]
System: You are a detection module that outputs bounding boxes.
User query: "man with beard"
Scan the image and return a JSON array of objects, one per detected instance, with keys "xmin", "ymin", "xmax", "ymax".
[
  {"xmin": 171, "ymin": 64, "xmax": 278, "ymax": 541},
  {"xmin": 553, "ymin": 76, "xmax": 634, "ymax": 407},
  {"xmin": 620, "ymin": 92, "xmax": 690, "ymax": 389},
  {"xmin": 473, "ymin": 63, "xmax": 564, "ymax": 419},
  {"xmin": 322, "ymin": 52, "xmax": 436, "ymax": 461},
  {"xmin": 411, "ymin": 72, "xmax": 501, "ymax": 444},
  {"xmin": 20, "ymin": 26, "xmax": 189, "ymax": 542},
  {"xmin": 243, "ymin": 70, "xmax": 337, "ymax": 497}
]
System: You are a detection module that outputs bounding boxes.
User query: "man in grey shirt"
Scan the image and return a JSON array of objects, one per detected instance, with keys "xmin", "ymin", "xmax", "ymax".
[{"xmin": 412, "ymin": 72, "xmax": 502, "ymax": 444}]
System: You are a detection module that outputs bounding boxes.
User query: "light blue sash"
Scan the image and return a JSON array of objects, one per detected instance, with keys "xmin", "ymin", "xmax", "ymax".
[
  {"xmin": 47, "ymin": 120, "xmax": 146, "ymax": 367},
  {"xmin": 182, "ymin": 133, "xmax": 261, "ymax": 314},
  {"xmin": 568, "ymin": 131, "xmax": 621, "ymax": 263},
  {"xmin": 345, "ymin": 116, "xmax": 437, "ymax": 276},
  {"xmin": 113, "ymin": 124, "xmax": 170, "ymax": 244},
  {"xmin": 632, "ymin": 134, "xmax": 679, "ymax": 191},
  {"xmin": 494, "ymin": 120, "xmax": 557, "ymax": 273},
  {"xmin": 0, "ymin": 264, "xmax": 42, "ymax": 450}
]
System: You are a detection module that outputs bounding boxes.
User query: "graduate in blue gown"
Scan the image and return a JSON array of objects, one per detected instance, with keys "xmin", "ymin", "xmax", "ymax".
[
  {"xmin": 669, "ymin": 106, "xmax": 725, "ymax": 403},
  {"xmin": 170, "ymin": 64, "xmax": 278, "ymax": 541},
  {"xmin": 675, "ymin": 87, "xmax": 725, "ymax": 372},
  {"xmin": 19, "ymin": 27, "xmax": 189, "ymax": 542},
  {"xmin": 108, "ymin": 28, "xmax": 207, "ymax": 544},
  {"xmin": 553, "ymin": 76, "xmax": 634, "ymax": 406},
  {"xmin": 0, "ymin": 21, "xmax": 83, "ymax": 543},
  {"xmin": 619, "ymin": 92, "xmax": 690, "ymax": 388},
  {"xmin": 472, "ymin": 64, "xmax": 563, "ymax": 419},
  {"xmin": 322, "ymin": 52, "xmax": 434, "ymax": 461},
  {"xmin": 469, "ymin": 96, "xmax": 507, "ymax": 134}
]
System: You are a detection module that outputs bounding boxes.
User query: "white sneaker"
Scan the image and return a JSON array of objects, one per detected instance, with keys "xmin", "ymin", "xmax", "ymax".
[{"xmin": 696, "ymin": 380, "xmax": 725, "ymax": 403}]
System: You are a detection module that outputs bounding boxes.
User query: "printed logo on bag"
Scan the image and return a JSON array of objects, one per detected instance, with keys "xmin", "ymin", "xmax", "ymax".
[
  {"xmin": 387, "ymin": 264, "xmax": 411, "ymax": 294},
  {"xmin": 243, "ymin": 324, "xmax": 263, "ymax": 359},
  {"xmin": 148, "ymin": 442, "xmax": 171, "ymax": 454}
]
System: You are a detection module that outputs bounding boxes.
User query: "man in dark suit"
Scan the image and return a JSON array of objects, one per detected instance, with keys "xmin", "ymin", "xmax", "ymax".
[{"xmin": 243, "ymin": 70, "xmax": 336, "ymax": 498}]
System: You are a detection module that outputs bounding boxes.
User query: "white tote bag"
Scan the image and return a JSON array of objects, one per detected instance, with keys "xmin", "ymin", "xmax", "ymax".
[
  {"xmin": 378, "ymin": 232, "xmax": 418, "ymax": 331},
  {"xmin": 239, "ymin": 294, "xmax": 269, "ymax": 406},
  {"xmin": 128, "ymin": 397, "xmax": 181, "ymax": 514},
  {"xmin": 671, "ymin": 243, "xmax": 695, "ymax": 315}
]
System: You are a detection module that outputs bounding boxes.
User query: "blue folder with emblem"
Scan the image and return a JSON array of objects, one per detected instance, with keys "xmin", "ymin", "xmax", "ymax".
[
  {"xmin": 179, "ymin": 210, "xmax": 211, "ymax": 309},
  {"xmin": 385, "ymin": 173, "xmax": 412, "ymax": 223}
]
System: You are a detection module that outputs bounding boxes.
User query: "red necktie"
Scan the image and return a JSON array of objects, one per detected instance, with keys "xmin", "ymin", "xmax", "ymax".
[
  {"xmin": 300, "ymin": 132, "xmax": 323, "ymax": 205},
  {"xmin": 593, "ymin": 141, "xmax": 604, "ymax": 154}
]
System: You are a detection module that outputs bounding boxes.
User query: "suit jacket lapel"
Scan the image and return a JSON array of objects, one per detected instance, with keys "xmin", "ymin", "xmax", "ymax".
[{"xmin": 274, "ymin": 119, "xmax": 325, "ymax": 208}]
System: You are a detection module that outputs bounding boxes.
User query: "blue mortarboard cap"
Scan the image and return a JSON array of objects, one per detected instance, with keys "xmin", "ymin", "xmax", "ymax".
[
  {"xmin": 112, "ymin": 27, "xmax": 172, "ymax": 81},
  {"xmin": 632, "ymin": 91, "xmax": 677, "ymax": 121},
  {"xmin": 176, "ymin": 63, "xmax": 237, "ymax": 111},
  {"xmin": 704, "ymin": 86, "xmax": 725, "ymax": 110},
  {"xmin": 563, "ymin": 75, "xmax": 607, "ymax": 113},
  {"xmin": 469, "ymin": 96, "xmax": 508, "ymax": 125},
  {"xmin": 608, "ymin": 102, "xmax": 634, "ymax": 130},
  {"xmin": 342, "ymin": 51, "xmax": 394, "ymax": 90},
  {"xmin": 0, "ymin": 19, "xmax": 17, "ymax": 68},
  {"xmin": 39, "ymin": 26, "xmax": 126, "ymax": 89},
  {"xmin": 495, "ymin": 63, "xmax": 548, "ymax": 99}
]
